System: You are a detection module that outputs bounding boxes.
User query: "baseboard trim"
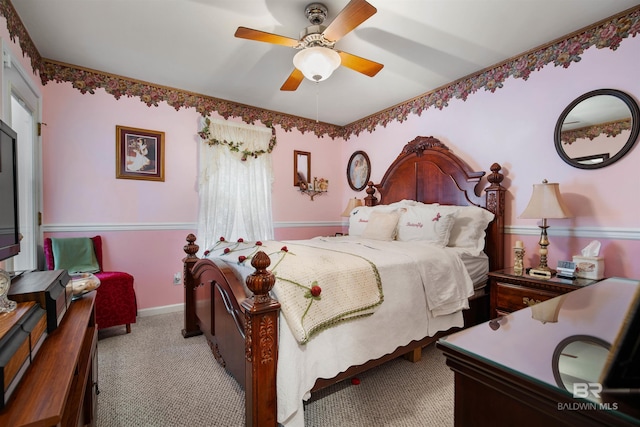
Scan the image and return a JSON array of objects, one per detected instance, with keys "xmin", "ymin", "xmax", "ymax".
[{"xmin": 138, "ymin": 303, "xmax": 184, "ymax": 317}]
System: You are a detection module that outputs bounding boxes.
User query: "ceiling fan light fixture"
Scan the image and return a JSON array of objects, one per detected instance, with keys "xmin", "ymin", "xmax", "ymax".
[{"xmin": 293, "ymin": 46, "xmax": 341, "ymax": 82}]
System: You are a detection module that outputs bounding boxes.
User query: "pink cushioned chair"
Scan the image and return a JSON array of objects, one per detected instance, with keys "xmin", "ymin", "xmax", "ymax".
[{"xmin": 44, "ymin": 236, "xmax": 137, "ymax": 333}]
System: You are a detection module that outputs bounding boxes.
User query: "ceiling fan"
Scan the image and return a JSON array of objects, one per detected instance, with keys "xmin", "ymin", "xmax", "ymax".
[{"xmin": 234, "ymin": 0, "xmax": 384, "ymax": 91}]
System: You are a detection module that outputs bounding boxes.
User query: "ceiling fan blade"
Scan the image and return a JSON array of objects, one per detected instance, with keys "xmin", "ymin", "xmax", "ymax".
[
  {"xmin": 322, "ymin": 0, "xmax": 377, "ymax": 42},
  {"xmin": 280, "ymin": 69, "xmax": 304, "ymax": 91},
  {"xmin": 234, "ymin": 27, "xmax": 300, "ymax": 47},
  {"xmin": 338, "ymin": 51, "xmax": 383, "ymax": 77}
]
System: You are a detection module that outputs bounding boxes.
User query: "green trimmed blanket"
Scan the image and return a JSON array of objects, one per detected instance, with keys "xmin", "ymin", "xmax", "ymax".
[{"xmin": 206, "ymin": 239, "xmax": 383, "ymax": 344}]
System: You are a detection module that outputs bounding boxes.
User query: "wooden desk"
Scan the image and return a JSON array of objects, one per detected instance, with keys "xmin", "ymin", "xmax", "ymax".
[
  {"xmin": 0, "ymin": 292, "xmax": 97, "ymax": 426},
  {"xmin": 438, "ymin": 278, "xmax": 640, "ymax": 427}
]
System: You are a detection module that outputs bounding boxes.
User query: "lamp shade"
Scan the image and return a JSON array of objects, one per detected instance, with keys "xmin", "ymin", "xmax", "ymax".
[
  {"xmin": 293, "ymin": 46, "xmax": 341, "ymax": 82},
  {"xmin": 531, "ymin": 294, "xmax": 567, "ymax": 324},
  {"xmin": 341, "ymin": 197, "xmax": 363, "ymax": 217},
  {"xmin": 519, "ymin": 180, "xmax": 572, "ymax": 219}
]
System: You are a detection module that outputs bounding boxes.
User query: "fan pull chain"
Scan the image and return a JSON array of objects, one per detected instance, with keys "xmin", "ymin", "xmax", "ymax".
[{"xmin": 315, "ymin": 82, "xmax": 319, "ymax": 123}]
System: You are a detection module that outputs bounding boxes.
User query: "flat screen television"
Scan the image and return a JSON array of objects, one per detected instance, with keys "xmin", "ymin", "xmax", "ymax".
[{"xmin": 0, "ymin": 119, "xmax": 20, "ymax": 263}]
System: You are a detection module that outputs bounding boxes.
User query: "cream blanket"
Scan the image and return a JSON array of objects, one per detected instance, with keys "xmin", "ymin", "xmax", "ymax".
[
  {"xmin": 206, "ymin": 240, "xmax": 383, "ymax": 344},
  {"xmin": 275, "ymin": 237, "xmax": 475, "ymax": 427}
]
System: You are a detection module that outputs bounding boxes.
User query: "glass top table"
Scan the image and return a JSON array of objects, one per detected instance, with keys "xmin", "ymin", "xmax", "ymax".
[{"xmin": 438, "ymin": 277, "xmax": 640, "ymax": 425}]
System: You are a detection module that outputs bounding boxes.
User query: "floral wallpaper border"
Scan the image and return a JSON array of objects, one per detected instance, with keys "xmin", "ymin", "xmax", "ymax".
[
  {"xmin": 1, "ymin": 1, "xmax": 639, "ymax": 140},
  {"xmin": 561, "ymin": 118, "xmax": 632, "ymax": 145}
]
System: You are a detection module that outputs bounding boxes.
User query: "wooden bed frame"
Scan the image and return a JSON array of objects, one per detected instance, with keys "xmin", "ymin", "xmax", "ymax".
[{"xmin": 180, "ymin": 136, "xmax": 506, "ymax": 427}]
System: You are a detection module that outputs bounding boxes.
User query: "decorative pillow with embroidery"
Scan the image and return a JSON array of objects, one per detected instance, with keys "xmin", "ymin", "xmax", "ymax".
[
  {"xmin": 396, "ymin": 205, "xmax": 457, "ymax": 246},
  {"xmin": 348, "ymin": 201, "xmax": 434, "ymax": 237},
  {"xmin": 361, "ymin": 210, "xmax": 401, "ymax": 241},
  {"xmin": 349, "ymin": 204, "xmax": 400, "ymax": 236}
]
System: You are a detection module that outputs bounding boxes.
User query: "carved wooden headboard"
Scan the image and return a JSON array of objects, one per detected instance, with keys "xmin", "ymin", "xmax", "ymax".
[{"xmin": 364, "ymin": 136, "xmax": 506, "ymax": 271}]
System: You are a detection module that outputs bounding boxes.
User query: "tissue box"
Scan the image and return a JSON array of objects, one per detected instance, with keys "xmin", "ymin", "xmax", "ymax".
[{"xmin": 572, "ymin": 256, "xmax": 605, "ymax": 280}]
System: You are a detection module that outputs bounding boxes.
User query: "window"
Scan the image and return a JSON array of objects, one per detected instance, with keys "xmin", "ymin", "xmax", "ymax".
[{"xmin": 197, "ymin": 118, "xmax": 274, "ymax": 252}]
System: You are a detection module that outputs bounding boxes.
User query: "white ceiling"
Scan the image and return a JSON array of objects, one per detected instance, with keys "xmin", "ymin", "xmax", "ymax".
[{"xmin": 11, "ymin": 0, "xmax": 640, "ymax": 126}]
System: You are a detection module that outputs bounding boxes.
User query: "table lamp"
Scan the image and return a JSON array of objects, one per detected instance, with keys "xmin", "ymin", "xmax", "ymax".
[
  {"xmin": 519, "ymin": 179, "xmax": 572, "ymax": 278},
  {"xmin": 341, "ymin": 198, "xmax": 363, "ymax": 217}
]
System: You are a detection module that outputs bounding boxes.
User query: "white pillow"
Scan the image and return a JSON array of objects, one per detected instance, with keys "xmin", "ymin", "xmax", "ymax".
[
  {"xmin": 388, "ymin": 199, "xmax": 420, "ymax": 208},
  {"xmin": 360, "ymin": 211, "xmax": 401, "ymax": 241},
  {"xmin": 396, "ymin": 205, "xmax": 457, "ymax": 246},
  {"xmin": 348, "ymin": 204, "xmax": 400, "ymax": 236},
  {"xmin": 436, "ymin": 205, "xmax": 495, "ymax": 254}
]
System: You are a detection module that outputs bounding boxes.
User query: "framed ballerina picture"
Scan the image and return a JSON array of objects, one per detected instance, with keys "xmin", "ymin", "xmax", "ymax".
[
  {"xmin": 347, "ymin": 150, "xmax": 370, "ymax": 191},
  {"xmin": 116, "ymin": 125, "xmax": 165, "ymax": 181}
]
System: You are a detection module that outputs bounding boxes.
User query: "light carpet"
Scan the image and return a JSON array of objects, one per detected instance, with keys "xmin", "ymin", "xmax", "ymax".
[{"xmin": 97, "ymin": 311, "xmax": 454, "ymax": 427}]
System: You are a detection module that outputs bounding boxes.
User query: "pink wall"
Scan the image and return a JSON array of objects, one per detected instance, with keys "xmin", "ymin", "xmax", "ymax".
[
  {"xmin": 2, "ymin": 16, "xmax": 639, "ymax": 312},
  {"xmin": 40, "ymin": 83, "xmax": 346, "ymax": 310},
  {"xmin": 38, "ymin": 84, "xmax": 204, "ymax": 311},
  {"xmin": 42, "ymin": 83, "xmax": 200, "ymax": 225},
  {"xmin": 267, "ymin": 122, "xmax": 345, "ymax": 224},
  {"xmin": 346, "ymin": 37, "xmax": 640, "ymax": 279}
]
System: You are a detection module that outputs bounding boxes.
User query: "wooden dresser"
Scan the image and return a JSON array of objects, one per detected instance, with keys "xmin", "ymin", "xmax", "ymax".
[
  {"xmin": 0, "ymin": 291, "xmax": 98, "ymax": 426},
  {"xmin": 438, "ymin": 278, "xmax": 640, "ymax": 427}
]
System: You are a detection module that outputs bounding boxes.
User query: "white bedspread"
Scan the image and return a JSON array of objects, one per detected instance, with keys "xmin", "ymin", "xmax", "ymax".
[{"xmin": 206, "ymin": 236, "xmax": 475, "ymax": 427}]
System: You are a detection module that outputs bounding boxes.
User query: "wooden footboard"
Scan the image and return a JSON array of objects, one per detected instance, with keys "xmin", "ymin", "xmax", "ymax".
[
  {"xmin": 182, "ymin": 234, "xmax": 280, "ymax": 426},
  {"xmin": 182, "ymin": 235, "xmax": 492, "ymax": 426}
]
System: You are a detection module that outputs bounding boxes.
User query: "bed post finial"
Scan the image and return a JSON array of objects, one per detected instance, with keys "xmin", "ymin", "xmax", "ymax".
[
  {"xmin": 182, "ymin": 233, "xmax": 202, "ymax": 338},
  {"xmin": 245, "ymin": 251, "xmax": 277, "ymax": 302},
  {"xmin": 364, "ymin": 181, "xmax": 378, "ymax": 206},
  {"xmin": 485, "ymin": 163, "xmax": 505, "ymax": 216},
  {"xmin": 484, "ymin": 163, "xmax": 506, "ymax": 271},
  {"xmin": 487, "ymin": 163, "xmax": 504, "ymax": 188},
  {"xmin": 183, "ymin": 233, "xmax": 199, "ymax": 259},
  {"xmin": 242, "ymin": 251, "xmax": 280, "ymax": 427}
]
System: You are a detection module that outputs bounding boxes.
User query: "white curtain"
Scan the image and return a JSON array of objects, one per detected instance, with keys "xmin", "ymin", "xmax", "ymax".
[{"xmin": 197, "ymin": 117, "xmax": 274, "ymax": 253}]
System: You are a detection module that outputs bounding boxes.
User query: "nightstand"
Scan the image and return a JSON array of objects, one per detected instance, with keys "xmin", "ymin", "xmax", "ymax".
[{"xmin": 489, "ymin": 267, "xmax": 601, "ymax": 319}]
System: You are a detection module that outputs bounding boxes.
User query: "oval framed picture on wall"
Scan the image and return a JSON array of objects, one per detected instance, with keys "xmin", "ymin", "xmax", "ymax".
[{"xmin": 347, "ymin": 150, "xmax": 371, "ymax": 191}]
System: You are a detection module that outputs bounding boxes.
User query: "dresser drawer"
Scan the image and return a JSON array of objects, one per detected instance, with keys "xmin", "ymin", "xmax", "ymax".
[
  {"xmin": 494, "ymin": 281, "xmax": 560, "ymax": 313},
  {"xmin": 489, "ymin": 268, "xmax": 600, "ymax": 319}
]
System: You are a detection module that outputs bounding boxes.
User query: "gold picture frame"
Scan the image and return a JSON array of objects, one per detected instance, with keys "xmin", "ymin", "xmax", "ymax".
[{"xmin": 116, "ymin": 125, "xmax": 165, "ymax": 181}]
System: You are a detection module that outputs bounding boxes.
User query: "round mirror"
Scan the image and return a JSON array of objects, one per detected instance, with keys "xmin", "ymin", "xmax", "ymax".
[
  {"xmin": 552, "ymin": 335, "xmax": 611, "ymax": 393},
  {"xmin": 554, "ymin": 89, "xmax": 640, "ymax": 169}
]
